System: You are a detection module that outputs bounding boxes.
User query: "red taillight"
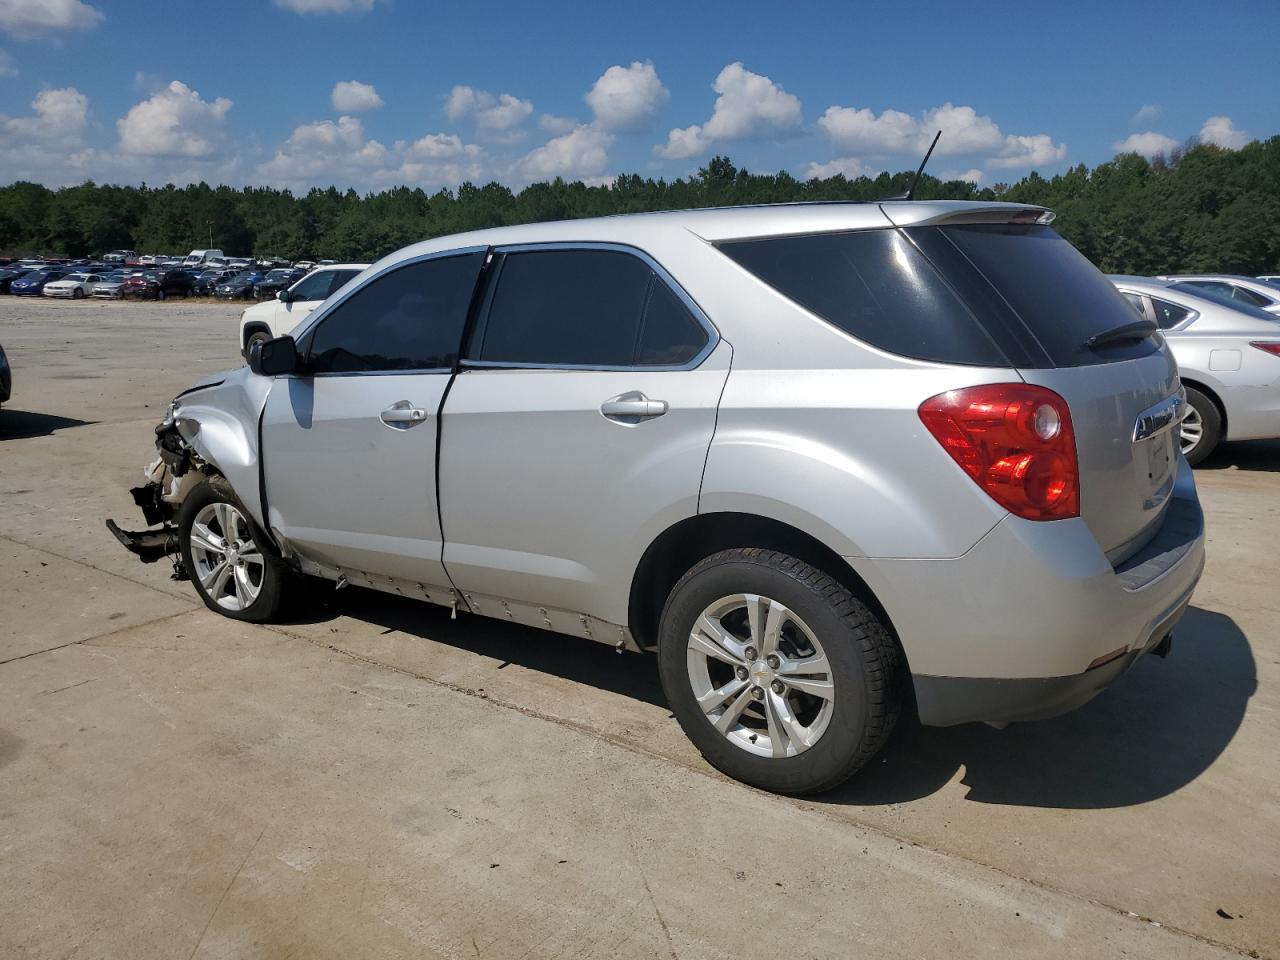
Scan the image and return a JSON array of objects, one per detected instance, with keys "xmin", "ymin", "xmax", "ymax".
[
  {"xmin": 918, "ymin": 383, "xmax": 1079, "ymax": 521},
  {"xmin": 1249, "ymin": 341, "xmax": 1280, "ymax": 357}
]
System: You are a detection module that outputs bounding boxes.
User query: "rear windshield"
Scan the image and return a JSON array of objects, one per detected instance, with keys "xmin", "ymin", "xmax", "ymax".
[
  {"xmin": 720, "ymin": 223, "xmax": 1158, "ymax": 368},
  {"xmin": 1169, "ymin": 282, "xmax": 1278, "ymax": 321},
  {"xmin": 932, "ymin": 224, "xmax": 1159, "ymax": 366}
]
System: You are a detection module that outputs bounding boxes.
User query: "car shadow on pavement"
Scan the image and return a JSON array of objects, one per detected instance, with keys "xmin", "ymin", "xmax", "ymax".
[
  {"xmin": 310, "ymin": 588, "xmax": 668, "ymax": 709},
  {"xmin": 822, "ymin": 606, "xmax": 1256, "ymax": 809},
  {"xmin": 0, "ymin": 410, "xmax": 95, "ymax": 440},
  {"xmin": 1199, "ymin": 439, "xmax": 1280, "ymax": 473}
]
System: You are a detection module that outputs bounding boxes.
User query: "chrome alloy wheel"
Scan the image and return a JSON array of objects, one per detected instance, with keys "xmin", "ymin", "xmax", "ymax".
[
  {"xmin": 686, "ymin": 594, "xmax": 834, "ymax": 759},
  {"xmin": 1180, "ymin": 405, "xmax": 1203, "ymax": 456},
  {"xmin": 188, "ymin": 502, "xmax": 264, "ymax": 611}
]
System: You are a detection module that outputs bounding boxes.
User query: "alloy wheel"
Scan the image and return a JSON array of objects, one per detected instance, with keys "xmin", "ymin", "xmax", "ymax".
[
  {"xmin": 188, "ymin": 502, "xmax": 265, "ymax": 611},
  {"xmin": 686, "ymin": 593, "xmax": 835, "ymax": 759},
  {"xmin": 1180, "ymin": 406, "xmax": 1203, "ymax": 456}
]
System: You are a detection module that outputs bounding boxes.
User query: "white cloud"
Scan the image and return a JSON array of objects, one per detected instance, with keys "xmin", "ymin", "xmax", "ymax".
[
  {"xmin": 258, "ymin": 115, "xmax": 489, "ymax": 191},
  {"xmin": 816, "ymin": 100, "xmax": 1064, "ymax": 171},
  {"xmin": 331, "ymin": 80, "xmax": 383, "ymax": 113},
  {"xmin": 940, "ymin": 168, "xmax": 984, "ymax": 185},
  {"xmin": 445, "ymin": 85, "xmax": 533, "ymax": 142},
  {"xmin": 585, "ymin": 61, "xmax": 669, "ymax": 132},
  {"xmin": 273, "ymin": 0, "xmax": 376, "ymax": 13},
  {"xmin": 1113, "ymin": 131, "xmax": 1179, "ymax": 157},
  {"xmin": 2, "ymin": 87, "xmax": 89, "ymax": 145},
  {"xmin": 519, "ymin": 124, "xmax": 613, "ymax": 181},
  {"xmin": 1133, "ymin": 104, "xmax": 1161, "ymax": 124},
  {"xmin": 989, "ymin": 133, "xmax": 1068, "ymax": 169},
  {"xmin": 539, "ymin": 114, "xmax": 578, "ymax": 135},
  {"xmin": 0, "ymin": 48, "xmax": 15, "ymax": 76},
  {"xmin": 117, "ymin": 80, "xmax": 232, "ymax": 158},
  {"xmin": 0, "ymin": 0, "xmax": 102, "ymax": 39},
  {"xmin": 1199, "ymin": 115, "xmax": 1249, "ymax": 149},
  {"xmin": 804, "ymin": 156, "xmax": 875, "ymax": 180},
  {"xmin": 657, "ymin": 62, "xmax": 802, "ymax": 159}
]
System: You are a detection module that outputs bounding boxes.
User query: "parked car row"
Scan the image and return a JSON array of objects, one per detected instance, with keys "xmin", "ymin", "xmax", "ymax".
[{"xmin": 0, "ymin": 259, "xmax": 338, "ymax": 302}]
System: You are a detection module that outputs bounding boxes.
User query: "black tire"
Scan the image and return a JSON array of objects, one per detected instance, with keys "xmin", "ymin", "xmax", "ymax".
[
  {"xmin": 243, "ymin": 330, "xmax": 272, "ymax": 358},
  {"xmin": 1182, "ymin": 387, "xmax": 1222, "ymax": 466},
  {"xmin": 177, "ymin": 475, "xmax": 295, "ymax": 622},
  {"xmin": 657, "ymin": 548, "xmax": 903, "ymax": 795},
  {"xmin": 72, "ymin": 288, "xmax": 84, "ymax": 299},
  {"xmin": 157, "ymin": 288, "xmax": 166, "ymax": 301}
]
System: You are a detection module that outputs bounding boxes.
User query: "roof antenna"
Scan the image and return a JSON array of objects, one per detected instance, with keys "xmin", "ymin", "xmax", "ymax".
[{"xmin": 882, "ymin": 130, "xmax": 942, "ymax": 201}]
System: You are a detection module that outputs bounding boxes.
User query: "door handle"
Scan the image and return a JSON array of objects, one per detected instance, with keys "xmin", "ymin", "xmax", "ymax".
[
  {"xmin": 601, "ymin": 391, "xmax": 668, "ymax": 423},
  {"xmin": 380, "ymin": 401, "xmax": 429, "ymax": 429}
]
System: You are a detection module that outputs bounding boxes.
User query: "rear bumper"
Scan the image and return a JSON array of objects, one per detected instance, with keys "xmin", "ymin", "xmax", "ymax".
[{"xmin": 848, "ymin": 458, "xmax": 1205, "ymax": 726}]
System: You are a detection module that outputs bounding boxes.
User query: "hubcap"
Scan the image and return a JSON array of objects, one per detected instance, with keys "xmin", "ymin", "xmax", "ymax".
[
  {"xmin": 1180, "ymin": 407, "xmax": 1203, "ymax": 455},
  {"xmin": 686, "ymin": 594, "xmax": 835, "ymax": 759},
  {"xmin": 188, "ymin": 501, "xmax": 264, "ymax": 612}
]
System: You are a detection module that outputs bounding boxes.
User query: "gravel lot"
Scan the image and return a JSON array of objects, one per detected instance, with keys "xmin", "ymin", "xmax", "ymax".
[{"xmin": 1, "ymin": 297, "xmax": 1277, "ymax": 959}]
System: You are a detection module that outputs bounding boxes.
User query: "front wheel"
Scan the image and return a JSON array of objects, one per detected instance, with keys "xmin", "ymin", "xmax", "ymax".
[
  {"xmin": 72, "ymin": 288, "xmax": 85, "ymax": 299},
  {"xmin": 178, "ymin": 476, "xmax": 295, "ymax": 622},
  {"xmin": 157, "ymin": 288, "xmax": 166, "ymax": 301},
  {"xmin": 657, "ymin": 548, "xmax": 904, "ymax": 795}
]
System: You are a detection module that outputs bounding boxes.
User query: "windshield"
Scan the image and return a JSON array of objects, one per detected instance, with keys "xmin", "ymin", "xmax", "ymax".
[
  {"xmin": 266, "ymin": 270, "xmax": 291, "ymax": 280},
  {"xmin": 1169, "ymin": 282, "xmax": 1278, "ymax": 320}
]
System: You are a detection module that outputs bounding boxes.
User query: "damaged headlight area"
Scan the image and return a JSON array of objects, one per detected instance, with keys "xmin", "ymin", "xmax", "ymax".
[{"xmin": 105, "ymin": 399, "xmax": 211, "ymax": 574}]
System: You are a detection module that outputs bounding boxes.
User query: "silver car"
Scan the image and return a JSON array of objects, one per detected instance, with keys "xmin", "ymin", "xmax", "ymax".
[
  {"xmin": 1157, "ymin": 274, "xmax": 1280, "ymax": 316},
  {"xmin": 1111, "ymin": 276, "xmax": 1280, "ymax": 463},
  {"xmin": 109, "ymin": 202, "xmax": 1205, "ymax": 795}
]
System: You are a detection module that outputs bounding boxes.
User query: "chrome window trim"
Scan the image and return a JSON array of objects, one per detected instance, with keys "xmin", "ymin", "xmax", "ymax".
[
  {"xmin": 291, "ymin": 245, "xmax": 488, "ymax": 347},
  {"xmin": 461, "ymin": 241, "xmax": 720, "ymax": 373},
  {"xmin": 290, "ymin": 245, "xmax": 488, "ymax": 377}
]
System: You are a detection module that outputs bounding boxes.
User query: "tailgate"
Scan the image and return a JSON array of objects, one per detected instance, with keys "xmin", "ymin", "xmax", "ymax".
[{"xmin": 1021, "ymin": 348, "xmax": 1182, "ymax": 563}]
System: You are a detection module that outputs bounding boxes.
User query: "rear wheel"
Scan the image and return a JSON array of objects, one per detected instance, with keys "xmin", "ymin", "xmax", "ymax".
[
  {"xmin": 657, "ymin": 548, "xmax": 903, "ymax": 795},
  {"xmin": 178, "ymin": 476, "xmax": 296, "ymax": 622},
  {"xmin": 1181, "ymin": 387, "xmax": 1221, "ymax": 466}
]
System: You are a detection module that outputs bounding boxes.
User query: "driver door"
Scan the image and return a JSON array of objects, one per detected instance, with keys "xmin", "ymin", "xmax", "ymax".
[{"xmin": 260, "ymin": 250, "xmax": 485, "ymax": 589}]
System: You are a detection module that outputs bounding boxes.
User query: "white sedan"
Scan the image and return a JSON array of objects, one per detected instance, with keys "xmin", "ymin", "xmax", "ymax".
[{"xmin": 42, "ymin": 272, "xmax": 101, "ymax": 299}]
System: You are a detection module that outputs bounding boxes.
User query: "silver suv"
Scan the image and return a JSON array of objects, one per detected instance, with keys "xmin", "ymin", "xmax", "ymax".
[{"xmin": 110, "ymin": 202, "xmax": 1205, "ymax": 795}]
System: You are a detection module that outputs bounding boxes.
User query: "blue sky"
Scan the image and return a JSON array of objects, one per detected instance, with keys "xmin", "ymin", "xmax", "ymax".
[{"xmin": 1, "ymin": 0, "xmax": 1276, "ymax": 192}]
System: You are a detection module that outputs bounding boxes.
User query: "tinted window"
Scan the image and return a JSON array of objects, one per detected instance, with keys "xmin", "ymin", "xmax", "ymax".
[
  {"xmin": 307, "ymin": 253, "xmax": 483, "ymax": 374},
  {"xmin": 476, "ymin": 248, "xmax": 686, "ymax": 368},
  {"xmin": 1231, "ymin": 285, "xmax": 1273, "ymax": 307},
  {"xmin": 721, "ymin": 229, "xmax": 1006, "ymax": 365},
  {"xmin": 1150, "ymin": 297, "xmax": 1194, "ymax": 329},
  {"xmin": 937, "ymin": 224, "xmax": 1158, "ymax": 366},
  {"xmin": 1121, "ymin": 292, "xmax": 1147, "ymax": 316},
  {"xmin": 637, "ymin": 278, "xmax": 708, "ymax": 365},
  {"xmin": 290, "ymin": 270, "xmax": 335, "ymax": 302},
  {"xmin": 1169, "ymin": 282, "xmax": 1277, "ymax": 320}
]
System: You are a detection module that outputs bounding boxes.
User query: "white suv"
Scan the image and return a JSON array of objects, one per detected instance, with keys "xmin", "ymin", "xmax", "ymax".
[{"xmin": 238, "ymin": 264, "xmax": 368, "ymax": 356}]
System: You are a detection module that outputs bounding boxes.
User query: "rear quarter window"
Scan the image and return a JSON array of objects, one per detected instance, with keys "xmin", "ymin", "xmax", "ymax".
[{"xmin": 719, "ymin": 229, "xmax": 1007, "ymax": 366}]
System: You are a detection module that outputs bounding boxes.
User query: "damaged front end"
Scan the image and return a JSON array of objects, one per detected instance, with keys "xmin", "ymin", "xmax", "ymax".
[{"xmin": 106, "ymin": 400, "xmax": 211, "ymax": 572}]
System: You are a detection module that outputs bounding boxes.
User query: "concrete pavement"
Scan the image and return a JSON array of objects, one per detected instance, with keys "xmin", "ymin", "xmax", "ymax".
[{"xmin": 1, "ymin": 298, "xmax": 1276, "ymax": 958}]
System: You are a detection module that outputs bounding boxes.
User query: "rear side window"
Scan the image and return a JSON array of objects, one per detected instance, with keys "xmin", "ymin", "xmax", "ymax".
[
  {"xmin": 935, "ymin": 224, "xmax": 1159, "ymax": 366},
  {"xmin": 720, "ymin": 229, "xmax": 1006, "ymax": 365},
  {"xmin": 306, "ymin": 253, "xmax": 483, "ymax": 373},
  {"xmin": 475, "ymin": 248, "xmax": 707, "ymax": 367},
  {"xmin": 1150, "ymin": 297, "xmax": 1194, "ymax": 329}
]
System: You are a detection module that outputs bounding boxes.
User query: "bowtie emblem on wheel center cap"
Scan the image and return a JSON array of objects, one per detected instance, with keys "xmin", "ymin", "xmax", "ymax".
[{"xmin": 751, "ymin": 661, "xmax": 772, "ymax": 685}]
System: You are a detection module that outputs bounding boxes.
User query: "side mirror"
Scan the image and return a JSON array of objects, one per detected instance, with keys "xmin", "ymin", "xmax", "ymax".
[
  {"xmin": 249, "ymin": 335, "xmax": 301, "ymax": 377},
  {"xmin": 277, "ymin": 289, "xmax": 292, "ymax": 303}
]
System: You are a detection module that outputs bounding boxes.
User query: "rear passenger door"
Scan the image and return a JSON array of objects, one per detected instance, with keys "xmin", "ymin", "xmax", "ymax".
[{"xmin": 438, "ymin": 244, "xmax": 730, "ymax": 630}]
